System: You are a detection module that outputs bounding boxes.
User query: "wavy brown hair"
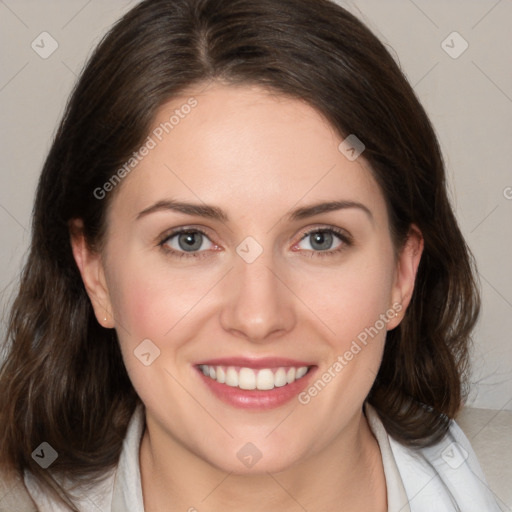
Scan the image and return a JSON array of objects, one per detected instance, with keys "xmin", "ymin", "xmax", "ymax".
[{"xmin": 0, "ymin": 0, "xmax": 479, "ymax": 508}]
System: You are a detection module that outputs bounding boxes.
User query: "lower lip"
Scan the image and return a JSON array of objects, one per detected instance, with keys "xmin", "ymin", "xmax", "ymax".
[{"xmin": 195, "ymin": 366, "xmax": 317, "ymax": 410}]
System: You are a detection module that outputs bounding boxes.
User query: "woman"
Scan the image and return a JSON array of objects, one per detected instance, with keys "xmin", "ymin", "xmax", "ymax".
[{"xmin": 0, "ymin": 0, "xmax": 503, "ymax": 510}]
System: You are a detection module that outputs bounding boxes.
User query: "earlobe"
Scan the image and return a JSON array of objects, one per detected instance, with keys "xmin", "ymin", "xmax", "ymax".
[
  {"xmin": 69, "ymin": 218, "xmax": 114, "ymax": 328},
  {"xmin": 388, "ymin": 225, "xmax": 424, "ymax": 330}
]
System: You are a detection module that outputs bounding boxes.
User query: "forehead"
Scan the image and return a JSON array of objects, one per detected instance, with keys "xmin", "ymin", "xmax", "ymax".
[{"xmin": 108, "ymin": 82, "xmax": 387, "ymax": 227}]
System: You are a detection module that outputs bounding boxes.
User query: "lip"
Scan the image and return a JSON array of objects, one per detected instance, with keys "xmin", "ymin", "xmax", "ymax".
[{"xmin": 194, "ymin": 359, "xmax": 317, "ymax": 410}]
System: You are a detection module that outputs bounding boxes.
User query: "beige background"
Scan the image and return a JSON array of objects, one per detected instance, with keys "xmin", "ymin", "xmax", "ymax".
[{"xmin": 1, "ymin": 1, "xmax": 511, "ymax": 412}]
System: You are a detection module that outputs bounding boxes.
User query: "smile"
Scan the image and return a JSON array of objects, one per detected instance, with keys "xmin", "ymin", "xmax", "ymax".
[
  {"xmin": 198, "ymin": 364, "xmax": 310, "ymax": 390},
  {"xmin": 195, "ymin": 359, "xmax": 317, "ymax": 410}
]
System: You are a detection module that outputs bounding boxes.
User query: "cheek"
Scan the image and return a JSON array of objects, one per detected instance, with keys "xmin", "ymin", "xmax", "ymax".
[
  {"xmin": 105, "ymin": 257, "xmax": 204, "ymax": 401},
  {"xmin": 301, "ymin": 249, "xmax": 395, "ymax": 347},
  {"xmin": 343, "ymin": 262, "xmax": 393, "ymax": 329},
  {"xmin": 305, "ymin": 257, "xmax": 394, "ymax": 391},
  {"xmin": 108, "ymin": 265, "xmax": 200, "ymax": 342}
]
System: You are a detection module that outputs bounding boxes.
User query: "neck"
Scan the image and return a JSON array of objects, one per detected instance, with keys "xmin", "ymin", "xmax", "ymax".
[{"xmin": 139, "ymin": 408, "xmax": 387, "ymax": 512}]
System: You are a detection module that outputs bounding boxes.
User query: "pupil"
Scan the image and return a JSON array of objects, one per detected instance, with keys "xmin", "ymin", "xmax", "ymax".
[
  {"xmin": 312, "ymin": 231, "xmax": 332, "ymax": 250},
  {"xmin": 179, "ymin": 232, "xmax": 202, "ymax": 251}
]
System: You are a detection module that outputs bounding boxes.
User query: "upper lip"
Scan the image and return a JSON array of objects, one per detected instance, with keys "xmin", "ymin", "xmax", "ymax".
[{"xmin": 196, "ymin": 357, "xmax": 315, "ymax": 369}]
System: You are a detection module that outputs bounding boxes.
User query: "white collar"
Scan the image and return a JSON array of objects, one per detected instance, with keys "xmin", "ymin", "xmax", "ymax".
[
  {"xmin": 25, "ymin": 401, "xmax": 503, "ymax": 511},
  {"xmin": 110, "ymin": 402, "xmax": 410, "ymax": 512},
  {"xmin": 364, "ymin": 402, "xmax": 411, "ymax": 512},
  {"xmin": 111, "ymin": 402, "xmax": 146, "ymax": 511}
]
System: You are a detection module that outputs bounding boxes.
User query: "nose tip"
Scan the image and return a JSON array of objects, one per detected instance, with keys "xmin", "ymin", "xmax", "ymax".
[{"xmin": 219, "ymin": 250, "xmax": 296, "ymax": 343}]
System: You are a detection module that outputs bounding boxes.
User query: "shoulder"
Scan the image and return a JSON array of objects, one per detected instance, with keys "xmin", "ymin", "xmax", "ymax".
[
  {"xmin": 0, "ymin": 468, "xmax": 39, "ymax": 512},
  {"xmin": 388, "ymin": 415, "xmax": 504, "ymax": 511}
]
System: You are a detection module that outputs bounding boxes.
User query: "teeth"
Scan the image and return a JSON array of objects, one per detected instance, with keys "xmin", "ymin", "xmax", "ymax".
[
  {"xmin": 275, "ymin": 368, "xmax": 287, "ymax": 387},
  {"xmin": 238, "ymin": 368, "xmax": 256, "ymax": 390},
  {"xmin": 216, "ymin": 366, "xmax": 226, "ymax": 384},
  {"xmin": 296, "ymin": 366, "xmax": 308, "ymax": 378},
  {"xmin": 258, "ymin": 369, "xmax": 276, "ymax": 390},
  {"xmin": 198, "ymin": 364, "xmax": 310, "ymax": 390},
  {"xmin": 226, "ymin": 367, "xmax": 238, "ymax": 386}
]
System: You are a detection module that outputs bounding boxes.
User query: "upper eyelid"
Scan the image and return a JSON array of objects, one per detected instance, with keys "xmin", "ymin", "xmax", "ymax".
[{"xmin": 298, "ymin": 225, "xmax": 350, "ymax": 239}]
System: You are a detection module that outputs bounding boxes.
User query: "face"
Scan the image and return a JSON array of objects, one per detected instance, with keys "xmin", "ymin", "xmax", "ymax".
[{"xmin": 73, "ymin": 82, "xmax": 421, "ymax": 474}]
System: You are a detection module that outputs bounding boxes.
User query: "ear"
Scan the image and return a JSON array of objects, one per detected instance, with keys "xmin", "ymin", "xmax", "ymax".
[
  {"xmin": 387, "ymin": 224, "xmax": 424, "ymax": 330},
  {"xmin": 69, "ymin": 218, "xmax": 114, "ymax": 328}
]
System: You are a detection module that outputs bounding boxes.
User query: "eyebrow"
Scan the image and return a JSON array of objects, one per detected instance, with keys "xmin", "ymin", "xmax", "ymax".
[{"xmin": 136, "ymin": 199, "xmax": 373, "ymax": 223}]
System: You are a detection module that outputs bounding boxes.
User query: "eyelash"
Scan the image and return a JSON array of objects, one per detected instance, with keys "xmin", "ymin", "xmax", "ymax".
[
  {"xmin": 158, "ymin": 227, "xmax": 212, "ymax": 260},
  {"xmin": 158, "ymin": 226, "xmax": 352, "ymax": 260}
]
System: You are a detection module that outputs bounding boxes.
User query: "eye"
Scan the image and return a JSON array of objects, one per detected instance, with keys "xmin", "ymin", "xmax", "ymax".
[
  {"xmin": 295, "ymin": 227, "xmax": 351, "ymax": 256},
  {"xmin": 159, "ymin": 228, "xmax": 215, "ymax": 258},
  {"xmin": 158, "ymin": 226, "xmax": 351, "ymax": 260}
]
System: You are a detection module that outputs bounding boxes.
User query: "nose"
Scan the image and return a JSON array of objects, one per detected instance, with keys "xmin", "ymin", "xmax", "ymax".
[{"xmin": 219, "ymin": 249, "xmax": 297, "ymax": 344}]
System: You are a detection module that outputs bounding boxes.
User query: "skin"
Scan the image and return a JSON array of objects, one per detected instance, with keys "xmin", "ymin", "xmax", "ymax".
[{"xmin": 71, "ymin": 81, "xmax": 423, "ymax": 511}]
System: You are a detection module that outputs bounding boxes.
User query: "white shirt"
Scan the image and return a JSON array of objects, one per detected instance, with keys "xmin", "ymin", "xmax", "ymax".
[{"xmin": 24, "ymin": 402, "xmax": 504, "ymax": 511}]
